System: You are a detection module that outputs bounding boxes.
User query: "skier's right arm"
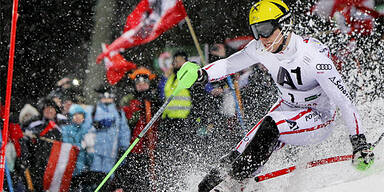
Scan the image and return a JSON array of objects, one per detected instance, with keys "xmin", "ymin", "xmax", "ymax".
[{"xmin": 202, "ymin": 40, "xmax": 261, "ymax": 82}]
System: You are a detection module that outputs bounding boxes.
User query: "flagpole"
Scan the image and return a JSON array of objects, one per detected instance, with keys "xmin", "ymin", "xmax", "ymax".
[
  {"xmin": 0, "ymin": 0, "xmax": 19, "ymax": 190},
  {"xmin": 185, "ymin": 16, "xmax": 205, "ymax": 65},
  {"xmin": 233, "ymin": 78, "xmax": 244, "ymax": 116}
]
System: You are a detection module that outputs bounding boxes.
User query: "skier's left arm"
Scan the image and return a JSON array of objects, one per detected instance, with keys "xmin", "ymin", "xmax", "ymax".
[
  {"xmin": 311, "ymin": 55, "xmax": 362, "ymax": 136},
  {"xmin": 311, "ymin": 54, "xmax": 374, "ymax": 167}
]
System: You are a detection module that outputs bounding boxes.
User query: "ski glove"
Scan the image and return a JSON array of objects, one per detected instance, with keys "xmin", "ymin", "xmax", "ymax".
[
  {"xmin": 197, "ymin": 68, "xmax": 208, "ymax": 85},
  {"xmin": 350, "ymin": 134, "xmax": 374, "ymax": 170},
  {"xmin": 177, "ymin": 62, "xmax": 208, "ymax": 89}
]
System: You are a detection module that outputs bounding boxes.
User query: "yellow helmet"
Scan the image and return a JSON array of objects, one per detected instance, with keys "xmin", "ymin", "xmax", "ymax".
[
  {"xmin": 249, "ymin": 0, "xmax": 292, "ymax": 40},
  {"xmin": 249, "ymin": 0, "xmax": 290, "ymax": 25}
]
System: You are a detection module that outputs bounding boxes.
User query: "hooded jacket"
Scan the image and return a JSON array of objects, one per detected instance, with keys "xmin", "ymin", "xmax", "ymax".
[
  {"xmin": 61, "ymin": 104, "xmax": 92, "ymax": 175},
  {"xmin": 89, "ymin": 102, "xmax": 131, "ymax": 173}
]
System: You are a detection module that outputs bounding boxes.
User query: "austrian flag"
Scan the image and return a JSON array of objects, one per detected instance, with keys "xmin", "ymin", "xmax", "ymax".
[
  {"xmin": 97, "ymin": 0, "xmax": 187, "ymax": 63},
  {"xmin": 43, "ymin": 141, "xmax": 79, "ymax": 192},
  {"xmin": 102, "ymin": 43, "xmax": 137, "ymax": 85}
]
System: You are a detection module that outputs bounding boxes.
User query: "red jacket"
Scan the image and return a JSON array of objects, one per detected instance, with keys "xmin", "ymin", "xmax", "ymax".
[
  {"xmin": 0, "ymin": 104, "xmax": 24, "ymax": 157},
  {"xmin": 122, "ymin": 99, "xmax": 157, "ymax": 154}
]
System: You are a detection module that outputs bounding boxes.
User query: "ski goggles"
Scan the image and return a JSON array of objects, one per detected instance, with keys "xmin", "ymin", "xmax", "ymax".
[
  {"xmin": 250, "ymin": 20, "xmax": 278, "ymax": 40},
  {"xmin": 134, "ymin": 74, "xmax": 150, "ymax": 84}
]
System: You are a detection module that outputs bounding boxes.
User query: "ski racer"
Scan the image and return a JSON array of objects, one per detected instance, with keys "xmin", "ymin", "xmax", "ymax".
[{"xmin": 176, "ymin": 0, "xmax": 375, "ymax": 191}]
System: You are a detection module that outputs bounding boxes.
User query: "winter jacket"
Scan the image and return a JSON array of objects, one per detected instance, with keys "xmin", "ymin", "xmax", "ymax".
[
  {"xmin": 162, "ymin": 73, "xmax": 192, "ymax": 119},
  {"xmin": 89, "ymin": 102, "xmax": 131, "ymax": 173},
  {"xmin": 121, "ymin": 94, "xmax": 158, "ymax": 154},
  {"xmin": 61, "ymin": 104, "xmax": 92, "ymax": 175},
  {"xmin": 22, "ymin": 117, "xmax": 62, "ymax": 191}
]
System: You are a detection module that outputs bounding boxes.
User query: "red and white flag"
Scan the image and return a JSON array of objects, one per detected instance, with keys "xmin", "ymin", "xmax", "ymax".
[
  {"xmin": 43, "ymin": 141, "xmax": 79, "ymax": 192},
  {"xmin": 102, "ymin": 43, "xmax": 137, "ymax": 85},
  {"xmin": 97, "ymin": 0, "xmax": 187, "ymax": 63},
  {"xmin": 312, "ymin": 0, "xmax": 382, "ymax": 36}
]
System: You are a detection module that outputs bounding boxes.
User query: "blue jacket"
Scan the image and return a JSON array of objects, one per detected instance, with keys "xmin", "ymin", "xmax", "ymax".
[
  {"xmin": 89, "ymin": 102, "xmax": 131, "ymax": 173},
  {"xmin": 61, "ymin": 104, "xmax": 92, "ymax": 175}
]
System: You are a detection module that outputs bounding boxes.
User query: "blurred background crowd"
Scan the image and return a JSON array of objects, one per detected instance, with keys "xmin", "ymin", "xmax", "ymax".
[{"xmin": 0, "ymin": 46, "xmax": 277, "ymax": 191}]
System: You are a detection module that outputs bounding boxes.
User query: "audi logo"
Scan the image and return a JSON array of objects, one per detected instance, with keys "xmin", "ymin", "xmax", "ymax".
[{"xmin": 316, "ymin": 64, "xmax": 332, "ymax": 70}]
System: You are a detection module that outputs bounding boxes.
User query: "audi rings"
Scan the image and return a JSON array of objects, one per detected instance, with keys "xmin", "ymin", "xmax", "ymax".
[{"xmin": 316, "ymin": 64, "xmax": 332, "ymax": 70}]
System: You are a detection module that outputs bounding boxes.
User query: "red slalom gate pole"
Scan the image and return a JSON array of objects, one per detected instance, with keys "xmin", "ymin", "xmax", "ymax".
[
  {"xmin": 0, "ymin": 0, "xmax": 19, "ymax": 191},
  {"xmin": 255, "ymin": 155, "xmax": 353, "ymax": 182}
]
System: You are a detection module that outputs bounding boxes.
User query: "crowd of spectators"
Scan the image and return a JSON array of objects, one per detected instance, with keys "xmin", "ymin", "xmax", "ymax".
[{"xmin": 0, "ymin": 46, "xmax": 266, "ymax": 192}]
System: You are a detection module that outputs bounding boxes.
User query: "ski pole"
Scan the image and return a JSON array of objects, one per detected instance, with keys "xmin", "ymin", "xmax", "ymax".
[
  {"xmin": 372, "ymin": 131, "xmax": 384, "ymax": 148},
  {"xmin": 95, "ymin": 62, "xmax": 199, "ymax": 192}
]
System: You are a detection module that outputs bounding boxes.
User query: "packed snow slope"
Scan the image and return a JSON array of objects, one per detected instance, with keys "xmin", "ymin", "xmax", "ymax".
[{"xmin": 181, "ymin": 97, "xmax": 384, "ymax": 192}]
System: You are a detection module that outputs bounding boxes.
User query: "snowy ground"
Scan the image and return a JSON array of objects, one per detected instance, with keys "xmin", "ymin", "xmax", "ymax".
[
  {"xmin": 313, "ymin": 169, "xmax": 384, "ymax": 192},
  {"xmin": 179, "ymin": 98, "xmax": 384, "ymax": 192}
]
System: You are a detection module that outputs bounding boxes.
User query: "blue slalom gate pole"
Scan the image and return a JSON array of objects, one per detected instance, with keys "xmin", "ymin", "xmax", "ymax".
[
  {"xmin": 4, "ymin": 161, "xmax": 13, "ymax": 192},
  {"xmin": 0, "ymin": 130, "xmax": 14, "ymax": 192},
  {"xmin": 226, "ymin": 76, "xmax": 246, "ymax": 134}
]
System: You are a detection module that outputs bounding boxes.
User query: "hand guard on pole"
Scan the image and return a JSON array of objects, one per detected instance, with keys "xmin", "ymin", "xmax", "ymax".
[
  {"xmin": 350, "ymin": 134, "xmax": 375, "ymax": 170},
  {"xmin": 177, "ymin": 61, "xmax": 207, "ymax": 88}
]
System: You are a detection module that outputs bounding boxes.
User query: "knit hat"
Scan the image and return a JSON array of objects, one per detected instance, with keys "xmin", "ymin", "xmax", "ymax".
[
  {"xmin": 129, "ymin": 67, "xmax": 156, "ymax": 82},
  {"xmin": 68, "ymin": 104, "xmax": 86, "ymax": 120},
  {"xmin": 19, "ymin": 104, "xmax": 40, "ymax": 125}
]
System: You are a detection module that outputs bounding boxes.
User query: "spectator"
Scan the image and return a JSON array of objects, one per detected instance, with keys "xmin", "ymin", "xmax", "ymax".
[
  {"xmin": 19, "ymin": 104, "xmax": 40, "ymax": 130},
  {"xmin": 161, "ymin": 51, "xmax": 192, "ymax": 121},
  {"xmin": 207, "ymin": 43, "xmax": 239, "ymax": 131},
  {"xmin": 158, "ymin": 51, "xmax": 173, "ymax": 78},
  {"xmin": 113, "ymin": 67, "xmax": 160, "ymax": 191},
  {"xmin": 60, "ymin": 104, "xmax": 94, "ymax": 191},
  {"xmin": 203, "ymin": 43, "xmax": 257, "ymax": 162},
  {"xmin": 156, "ymin": 50, "xmax": 209, "ymax": 190},
  {"xmin": 1, "ymin": 104, "xmax": 27, "ymax": 191},
  {"xmin": 25, "ymin": 97, "xmax": 63, "ymax": 139},
  {"xmin": 48, "ymin": 76, "xmax": 83, "ymax": 113},
  {"xmin": 21, "ymin": 97, "xmax": 63, "ymax": 191},
  {"xmin": 61, "ymin": 104, "xmax": 92, "ymax": 173},
  {"xmin": 157, "ymin": 51, "xmax": 173, "ymax": 100},
  {"xmin": 85, "ymin": 83, "xmax": 131, "ymax": 190},
  {"xmin": 60, "ymin": 89, "xmax": 77, "ymax": 116}
]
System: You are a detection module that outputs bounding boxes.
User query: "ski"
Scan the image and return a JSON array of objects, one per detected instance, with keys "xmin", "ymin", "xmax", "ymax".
[
  {"xmin": 255, "ymin": 131, "xmax": 384, "ymax": 183},
  {"xmin": 255, "ymin": 154, "xmax": 353, "ymax": 182}
]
